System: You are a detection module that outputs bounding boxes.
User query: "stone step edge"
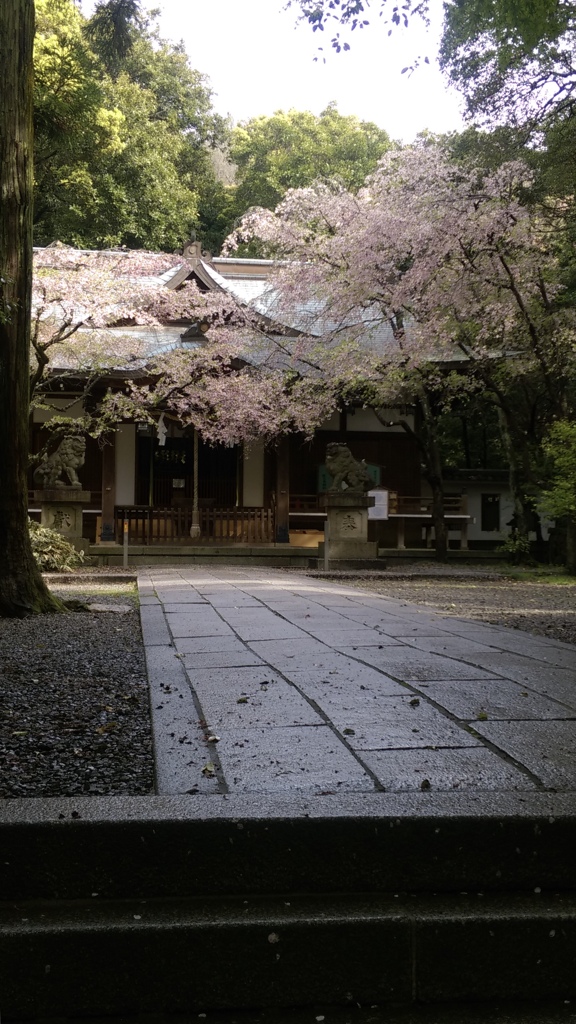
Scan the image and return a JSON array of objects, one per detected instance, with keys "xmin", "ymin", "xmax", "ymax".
[
  {"xmin": 2, "ymin": 792, "xmax": 576, "ymax": 900},
  {"xmin": 8, "ymin": 1004, "xmax": 576, "ymax": 1024},
  {"xmin": 9, "ymin": 1003, "xmax": 576, "ymax": 1024},
  {"xmin": 2, "ymin": 891, "xmax": 576, "ymax": 1018}
]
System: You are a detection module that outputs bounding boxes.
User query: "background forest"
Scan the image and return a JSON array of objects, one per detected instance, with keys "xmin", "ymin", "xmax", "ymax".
[{"xmin": 34, "ymin": 0, "xmax": 392, "ymax": 254}]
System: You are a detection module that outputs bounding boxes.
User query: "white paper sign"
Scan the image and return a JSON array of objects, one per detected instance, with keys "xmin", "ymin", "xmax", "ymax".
[{"xmin": 368, "ymin": 489, "xmax": 389, "ymax": 520}]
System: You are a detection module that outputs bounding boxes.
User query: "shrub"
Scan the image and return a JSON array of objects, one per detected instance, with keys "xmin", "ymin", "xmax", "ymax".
[
  {"xmin": 28, "ymin": 519, "xmax": 84, "ymax": 572},
  {"xmin": 498, "ymin": 532, "xmax": 535, "ymax": 565}
]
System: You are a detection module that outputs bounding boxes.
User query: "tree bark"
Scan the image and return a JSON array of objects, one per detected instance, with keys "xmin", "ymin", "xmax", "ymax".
[
  {"xmin": 415, "ymin": 393, "xmax": 448, "ymax": 562},
  {"xmin": 274, "ymin": 437, "xmax": 290, "ymax": 543},
  {"xmin": 378, "ymin": 394, "xmax": 449, "ymax": 561},
  {"xmin": 497, "ymin": 407, "xmax": 533, "ymax": 557},
  {"xmin": 0, "ymin": 0, "xmax": 62, "ymax": 615}
]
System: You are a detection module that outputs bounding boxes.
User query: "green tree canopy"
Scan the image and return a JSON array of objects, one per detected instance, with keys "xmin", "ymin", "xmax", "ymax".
[
  {"xmin": 231, "ymin": 104, "xmax": 393, "ymax": 215},
  {"xmin": 439, "ymin": 0, "xmax": 576, "ymax": 129},
  {"xmin": 84, "ymin": 0, "xmax": 142, "ymax": 77},
  {"xmin": 33, "ymin": 0, "xmax": 230, "ymax": 252}
]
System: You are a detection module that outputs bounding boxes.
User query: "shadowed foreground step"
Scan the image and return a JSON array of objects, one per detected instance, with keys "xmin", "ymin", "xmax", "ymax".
[
  {"xmin": 2, "ymin": 794, "xmax": 576, "ymax": 1018},
  {"xmin": 3, "ymin": 892, "xmax": 576, "ymax": 1017},
  {"xmin": 21, "ymin": 1007, "xmax": 576, "ymax": 1024}
]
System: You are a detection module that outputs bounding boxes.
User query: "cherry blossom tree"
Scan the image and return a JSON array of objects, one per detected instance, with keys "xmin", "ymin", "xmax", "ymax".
[
  {"xmin": 226, "ymin": 144, "xmax": 576, "ymax": 560},
  {"xmin": 32, "ymin": 245, "xmax": 336, "ymax": 449}
]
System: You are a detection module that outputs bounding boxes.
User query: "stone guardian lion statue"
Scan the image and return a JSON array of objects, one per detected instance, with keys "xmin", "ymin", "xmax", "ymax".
[
  {"xmin": 325, "ymin": 443, "xmax": 372, "ymax": 493},
  {"xmin": 34, "ymin": 436, "xmax": 86, "ymax": 489}
]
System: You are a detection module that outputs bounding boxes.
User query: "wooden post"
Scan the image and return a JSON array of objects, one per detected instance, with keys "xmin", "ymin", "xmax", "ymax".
[
  {"xmin": 275, "ymin": 437, "xmax": 290, "ymax": 543},
  {"xmin": 190, "ymin": 427, "xmax": 200, "ymax": 539},
  {"xmin": 100, "ymin": 432, "xmax": 116, "ymax": 542},
  {"xmin": 396, "ymin": 517, "xmax": 406, "ymax": 550},
  {"xmin": 460, "ymin": 519, "xmax": 469, "ymax": 550}
]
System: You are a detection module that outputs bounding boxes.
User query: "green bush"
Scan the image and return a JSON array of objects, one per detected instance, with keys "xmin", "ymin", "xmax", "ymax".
[
  {"xmin": 498, "ymin": 532, "xmax": 535, "ymax": 565},
  {"xmin": 28, "ymin": 519, "xmax": 84, "ymax": 572}
]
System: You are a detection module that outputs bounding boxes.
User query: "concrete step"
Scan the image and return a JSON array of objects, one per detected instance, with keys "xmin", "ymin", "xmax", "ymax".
[
  {"xmin": 91, "ymin": 545, "xmax": 313, "ymax": 567},
  {"xmin": 1, "ymin": 792, "xmax": 576, "ymax": 901},
  {"xmin": 3, "ymin": 793, "xmax": 576, "ymax": 1017},
  {"xmin": 2, "ymin": 892, "xmax": 576, "ymax": 1018},
  {"xmin": 9, "ymin": 1006, "xmax": 576, "ymax": 1024}
]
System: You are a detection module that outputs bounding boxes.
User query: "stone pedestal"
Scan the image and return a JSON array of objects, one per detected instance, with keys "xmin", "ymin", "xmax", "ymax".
[
  {"xmin": 321, "ymin": 492, "xmax": 377, "ymax": 559},
  {"xmin": 34, "ymin": 490, "xmax": 91, "ymax": 553}
]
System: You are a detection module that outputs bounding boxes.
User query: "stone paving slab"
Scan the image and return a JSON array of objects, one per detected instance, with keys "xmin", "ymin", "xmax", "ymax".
[
  {"xmin": 213, "ymin": 724, "xmax": 375, "ymax": 793},
  {"xmin": 473, "ymin": 720, "xmax": 576, "ymax": 789},
  {"xmin": 180, "ymin": 650, "xmax": 266, "ymax": 669},
  {"xmin": 286, "ymin": 663, "xmax": 407, "ymax": 696},
  {"xmin": 247, "ymin": 637, "xmax": 334, "ymax": 662},
  {"xmin": 338, "ymin": 645, "xmax": 502, "ymax": 681},
  {"xmin": 137, "ymin": 567, "xmax": 576, "ymax": 798},
  {"xmin": 341, "ymin": 698, "xmax": 482, "ymax": 751},
  {"xmin": 460, "ymin": 652, "xmax": 576, "ymax": 698},
  {"xmin": 225, "ymin": 620, "xmax": 311, "ymax": 642},
  {"xmin": 454, "ymin": 632, "xmax": 576, "ymax": 666},
  {"xmin": 139, "ymin": 604, "xmax": 172, "ymax": 646},
  {"xmin": 359, "ymin": 747, "xmax": 537, "ymax": 792},
  {"xmin": 165, "ymin": 612, "xmax": 234, "ymax": 638},
  {"xmin": 306, "ymin": 627, "xmax": 404, "ymax": 647},
  {"xmin": 396, "ymin": 636, "xmax": 501, "ymax": 656},
  {"xmin": 154, "ymin": 590, "xmax": 209, "ymax": 604},
  {"xmin": 143, "ymin": 643, "xmax": 220, "ymax": 796},
  {"xmin": 186, "ymin": 669, "xmax": 323, "ymax": 729},
  {"xmin": 174, "ymin": 635, "xmax": 251, "ymax": 655},
  {"xmin": 420, "ymin": 680, "xmax": 576, "ymax": 720}
]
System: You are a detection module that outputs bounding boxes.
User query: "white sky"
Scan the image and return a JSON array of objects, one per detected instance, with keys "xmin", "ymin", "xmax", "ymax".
[{"xmin": 82, "ymin": 0, "xmax": 465, "ymax": 143}]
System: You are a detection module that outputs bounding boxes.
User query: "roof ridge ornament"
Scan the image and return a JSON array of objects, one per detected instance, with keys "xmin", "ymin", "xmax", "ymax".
[{"xmin": 182, "ymin": 237, "xmax": 212, "ymax": 263}]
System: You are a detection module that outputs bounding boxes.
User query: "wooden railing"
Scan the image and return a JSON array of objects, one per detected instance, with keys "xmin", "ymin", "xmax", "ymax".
[
  {"xmin": 114, "ymin": 506, "xmax": 275, "ymax": 545},
  {"xmin": 388, "ymin": 493, "xmax": 468, "ymax": 516},
  {"xmin": 290, "ymin": 492, "xmax": 469, "ymax": 517},
  {"xmin": 290, "ymin": 494, "xmax": 322, "ymax": 512}
]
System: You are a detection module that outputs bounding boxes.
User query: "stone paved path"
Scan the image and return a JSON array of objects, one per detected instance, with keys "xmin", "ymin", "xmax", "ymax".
[{"xmin": 138, "ymin": 567, "xmax": 576, "ymax": 797}]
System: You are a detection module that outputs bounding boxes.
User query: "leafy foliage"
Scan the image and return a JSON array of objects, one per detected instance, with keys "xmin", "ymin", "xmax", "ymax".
[
  {"xmin": 440, "ymin": 0, "xmax": 576, "ymax": 131},
  {"xmin": 28, "ymin": 519, "xmax": 85, "ymax": 572},
  {"xmin": 33, "ymin": 0, "xmax": 229, "ymax": 252},
  {"xmin": 231, "ymin": 104, "xmax": 392, "ymax": 212},
  {"xmin": 540, "ymin": 420, "xmax": 576, "ymax": 519},
  {"xmin": 287, "ymin": 0, "xmax": 430, "ymax": 53},
  {"xmin": 498, "ymin": 530, "xmax": 535, "ymax": 564},
  {"xmin": 84, "ymin": 0, "xmax": 142, "ymax": 76}
]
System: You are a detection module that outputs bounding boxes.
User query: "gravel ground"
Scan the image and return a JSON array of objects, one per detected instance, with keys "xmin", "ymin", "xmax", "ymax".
[
  {"xmin": 0, "ymin": 577, "xmax": 154, "ymax": 799},
  {"xmin": 0, "ymin": 564, "xmax": 574, "ymax": 800},
  {"xmin": 308, "ymin": 566, "xmax": 576, "ymax": 647}
]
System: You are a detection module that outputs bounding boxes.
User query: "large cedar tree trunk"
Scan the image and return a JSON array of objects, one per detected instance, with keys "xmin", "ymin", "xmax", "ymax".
[{"xmin": 0, "ymin": 0, "xmax": 62, "ymax": 615}]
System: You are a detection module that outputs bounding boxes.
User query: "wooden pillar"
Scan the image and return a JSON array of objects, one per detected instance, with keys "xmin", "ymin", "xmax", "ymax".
[
  {"xmin": 275, "ymin": 437, "xmax": 290, "ymax": 544},
  {"xmin": 189, "ymin": 427, "xmax": 200, "ymax": 539},
  {"xmin": 460, "ymin": 519, "xmax": 469, "ymax": 550},
  {"xmin": 100, "ymin": 433, "xmax": 116, "ymax": 542},
  {"xmin": 396, "ymin": 517, "xmax": 405, "ymax": 550}
]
